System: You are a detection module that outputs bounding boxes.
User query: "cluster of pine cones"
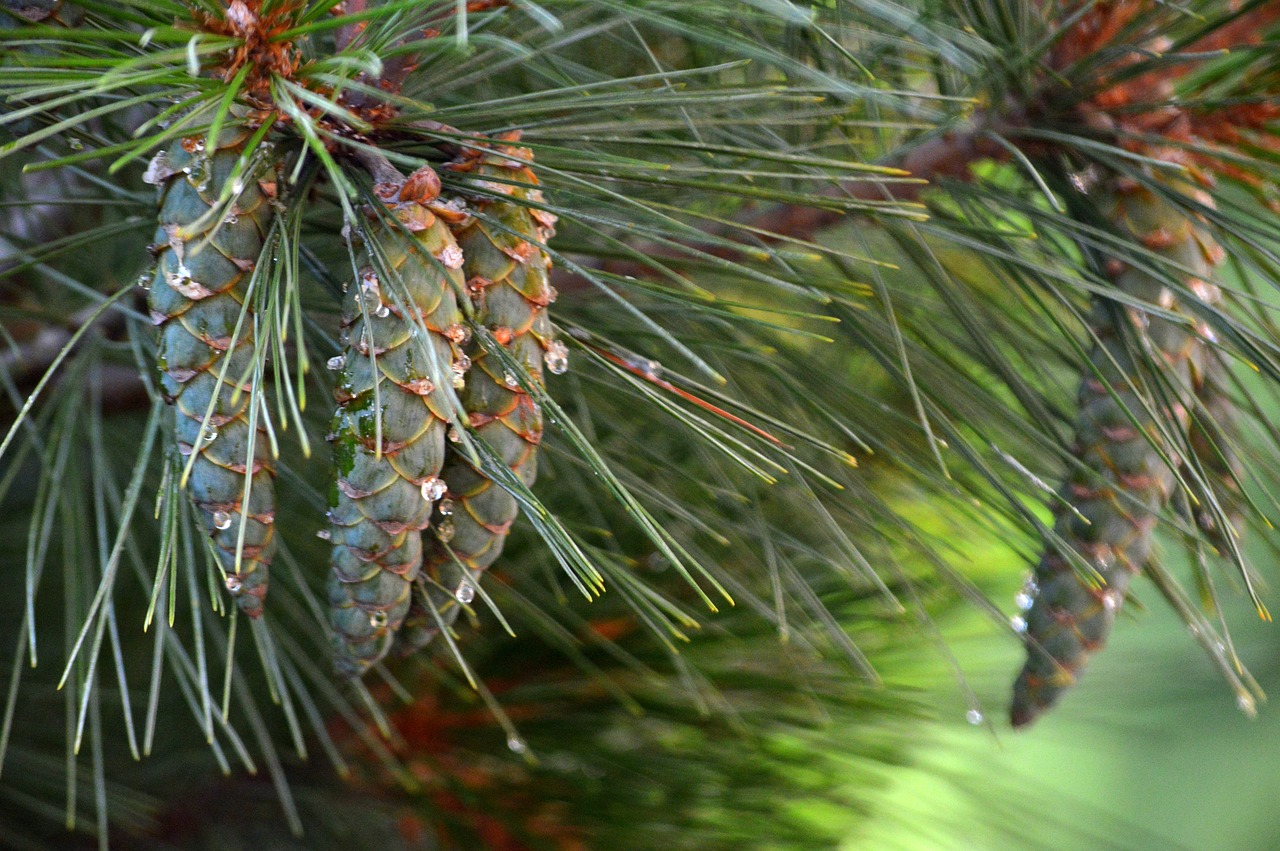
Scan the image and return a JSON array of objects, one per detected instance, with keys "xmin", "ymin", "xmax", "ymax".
[{"xmin": 143, "ymin": 125, "xmax": 565, "ymax": 678}]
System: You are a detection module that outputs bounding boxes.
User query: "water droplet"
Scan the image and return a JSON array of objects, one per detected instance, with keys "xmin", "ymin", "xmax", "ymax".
[
  {"xmin": 225, "ymin": 575, "xmax": 242, "ymax": 593},
  {"xmin": 965, "ymin": 709, "xmax": 984, "ymax": 726},
  {"xmin": 136, "ymin": 271, "xmax": 153, "ymax": 291},
  {"xmin": 506, "ymin": 734, "xmax": 528, "ymax": 754},
  {"xmin": 374, "ymin": 304, "xmax": 390, "ymax": 318},
  {"xmin": 316, "ymin": 529, "xmax": 331, "ymax": 541},
  {"xmin": 420, "ymin": 476, "xmax": 447, "ymax": 502},
  {"xmin": 504, "ymin": 372, "xmax": 520, "ymax": 388},
  {"xmin": 67, "ymin": 136, "xmax": 84, "ymax": 151},
  {"xmin": 1014, "ymin": 592, "xmax": 1035, "ymax": 610},
  {"xmin": 1067, "ymin": 164, "xmax": 1098, "ymax": 194},
  {"xmin": 454, "ymin": 581, "xmax": 475, "ymax": 605},
  {"xmin": 436, "ymin": 518, "xmax": 456, "ymax": 543},
  {"xmin": 212, "ymin": 510, "xmax": 233, "ymax": 530},
  {"xmin": 447, "ymin": 427, "xmax": 462, "ymax": 443},
  {"xmin": 202, "ymin": 429, "xmax": 218, "ymax": 443},
  {"xmin": 544, "ymin": 340, "xmax": 569, "ymax": 375},
  {"xmin": 326, "ymin": 355, "xmax": 346, "ymax": 371},
  {"xmin": 438, "ymin": 244, "xmax": 464, "ymax": 269},
  {"xmin": 445, "ymin": 323, "xmax": 470, "ymax": 344},
  {"xmin": 185, "ymin": 154, "xmax": 212, "ymax": 192},
  {"xmin": 1011, "ymin": 615, "xmax": 1028, "ymax": 634},
  {"xmin": 1237, "ymin": 694, "xmax": 1258, "ymax": 715},
  {"xmin": 369, "ymin": 610, "xmax": 389, "ymax": 628},
  {"xmin": 438, "ymin": 498, "xmax": 455, "ymax": 516},
  {"xmin": 1101, "ymin": 591, "xmax": 1121, "ymax": 612},
  {"xmin": 223, "ymin": 213, "xmax": 238, "ymax": 225},
  {"xmin": 453, "ymin": 354, "xmax": 472, "ymax": 373},
  {"xmin": 360, "ymin": 267, "xmax": 380, "ymax": 293}
]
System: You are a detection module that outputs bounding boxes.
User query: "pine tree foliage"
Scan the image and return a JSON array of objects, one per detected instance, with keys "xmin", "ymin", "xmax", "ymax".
[{"xmin": 1, "ymin": 0, "xmax": 1280, "ymax": 848}]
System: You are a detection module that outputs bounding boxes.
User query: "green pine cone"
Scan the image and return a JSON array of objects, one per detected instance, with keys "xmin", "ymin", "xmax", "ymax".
[
  {"xmin": 145, "ymin": 127, "xmax": 277, "ymax": 618},
  {"xmin": 1010, "ymin": 172, "xmax": 1223, "ymax": 727},
  {"xmin": 327, "ymin": 174, "xmax": 469, "ymax": 678},
  {"xmin": 398, "ymin": 141, "xmax": 561, "ymax": 654},
  {"xmin": 1189, "ymin": 352, "xmax": 1245, "ymax": 551}
]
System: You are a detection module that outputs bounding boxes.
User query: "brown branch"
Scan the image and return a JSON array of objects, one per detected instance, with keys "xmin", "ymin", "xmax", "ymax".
[
  {"xmin": 1, "ymin": 123, "xmax": 1006, "ymax": 418},
  {"xmin": 351, "ymin": 145, "xmax": 405, "ymax": 187},
  {"xmin": 333, "ymin": 0, "xmax": 367, "ymax": 52}
]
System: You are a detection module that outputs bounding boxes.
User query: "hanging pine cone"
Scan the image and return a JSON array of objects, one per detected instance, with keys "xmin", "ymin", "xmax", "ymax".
[
  {"xmin": 326, "ymin": 165, "xmax": 470, "ymax": 678},
  {"xmin": 1188, "ymin": 351, "xmax": 1245, "ymax": 551},
  {"xmin": 1010, "ymin": 169, "xmax": 1224, "ymax": 727},
  {"xmin": 144, "ymin": 126, "xmax": 277, "ymax": 618},
  {"xmin": 398, "ymin": 137, "xmax": 562, "ymax": 654}
]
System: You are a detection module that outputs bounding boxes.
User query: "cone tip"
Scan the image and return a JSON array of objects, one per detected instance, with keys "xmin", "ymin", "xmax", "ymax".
[{"xmin": 1009, "ymin": 702, "xmax": 1040, "ymax": 729}]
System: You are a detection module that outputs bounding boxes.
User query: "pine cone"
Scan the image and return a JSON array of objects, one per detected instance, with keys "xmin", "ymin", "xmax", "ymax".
[
  {"xmin": 327, "ymin": 169, "xmax": 469, "ymax": 677},
  {"xmin": 145, "ymin": 127, "xmax": 277, "ymax": 618},
  {"xmin": 1011, "ymin": 171, "xmax": 1223, "ymax": 726},
  {"xmin": 398, "ymin": 141, "xmax": 561, "ymax": 654}
]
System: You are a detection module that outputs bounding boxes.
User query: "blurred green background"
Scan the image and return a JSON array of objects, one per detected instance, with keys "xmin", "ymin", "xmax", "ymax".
[
  {"xmin": 815, "ymin": 217, "xmax": 1280, "ymax": 851},
  {"xmin": 860, "ymin": 535, "xmax": 1280, "ymax": 851}
]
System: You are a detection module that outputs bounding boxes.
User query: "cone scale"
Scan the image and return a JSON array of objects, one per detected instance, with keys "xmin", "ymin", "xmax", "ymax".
[
  {"xmin": 398, "ymin": 142, "xmax": 561, "ymax": 654},
  {"xmin": 145, "ymin": 127, "xmax": 277, "ymax": 618},
  {"xmin": 326, "ymin": 173, "xmax": 469, "ymax": 678},
  {"xmin": 1010, "ymin": 171, "xmax": 1224, "ymax": 726}
]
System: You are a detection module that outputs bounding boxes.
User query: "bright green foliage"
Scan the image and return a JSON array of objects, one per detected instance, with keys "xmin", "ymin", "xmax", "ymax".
[
  {"xmin": 327, "ymin": 179, "xmax": 468, "ymax": 678},
  {"xmin": 399, "ymin": 143, "xmax": 558, "ymax": 654},
  {"xmin": 1011, "ymin": 172, "xmax": 1221, "ymax": 726},
  {"xmin": 146, "ymin": 126, "xmax": 277, "ymax": 618}
]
